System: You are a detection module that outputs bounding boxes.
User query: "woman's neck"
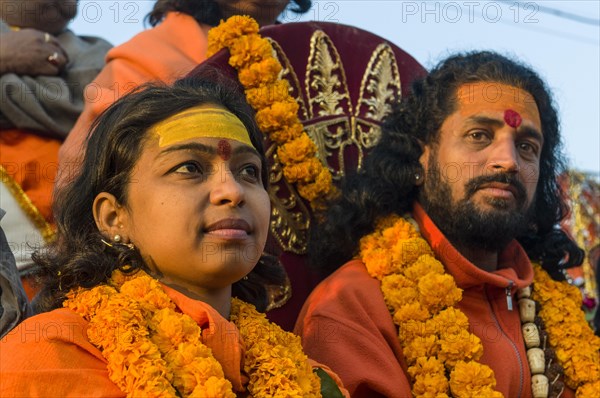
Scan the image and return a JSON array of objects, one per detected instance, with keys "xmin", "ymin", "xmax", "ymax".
[{"xmin": 160, "ymin": 280, "xmax": 232, "ymax": 318}]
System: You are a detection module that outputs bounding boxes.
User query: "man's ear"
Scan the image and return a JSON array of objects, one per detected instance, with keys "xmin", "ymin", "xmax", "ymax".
[
  {"xmin": 418, "ymin": 141, "xmax": 431, "ymax": 175},
  {"xmin": 93, "ymin": 192, "xmax": 129, "ymax": 241}
]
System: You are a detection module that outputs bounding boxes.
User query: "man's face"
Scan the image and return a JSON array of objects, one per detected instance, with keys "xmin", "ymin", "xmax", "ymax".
[{"xmin": 419, "ymin": 82, "xmax": 543, "ymax": 251}]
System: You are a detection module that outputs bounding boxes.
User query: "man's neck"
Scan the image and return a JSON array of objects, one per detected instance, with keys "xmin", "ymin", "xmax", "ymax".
[{"xmin": 450, "ymin": 240, "xmax": 500, "ymax": 272}]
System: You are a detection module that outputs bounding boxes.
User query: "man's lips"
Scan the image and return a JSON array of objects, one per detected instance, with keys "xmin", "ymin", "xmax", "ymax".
[
  {"xmin": 477, "ymin": 182, "xmax": 519, "ymax": 198},
  {"xmin": 204, "ymin": 218, "xmax": 251, "ymax": 238}
]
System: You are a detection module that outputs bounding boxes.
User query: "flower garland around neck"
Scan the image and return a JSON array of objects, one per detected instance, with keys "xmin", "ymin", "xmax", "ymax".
[
  {"xmin": 207, "ymin": 16, "xmax": 335, "ymax": 210},
  {"xmin": 64, "ymin": 270, "xmax": 322, "ymax": 397},
  {"xmin": 359, "ymin": 214, "xmax": 502, "ymax": 398},
  {"xmin": 531, "ymin": 263, "xmax": 600, "ymax": 397}
]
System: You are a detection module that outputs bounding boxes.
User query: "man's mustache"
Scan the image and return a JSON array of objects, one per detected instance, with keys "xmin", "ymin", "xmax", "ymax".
[{"xmin": 464, "ymin": 173, "xmax": 527, "ymax": 203}]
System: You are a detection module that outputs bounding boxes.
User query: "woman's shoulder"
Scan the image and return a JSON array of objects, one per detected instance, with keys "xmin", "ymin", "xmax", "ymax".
[{"xmin": 1, "ymin": 307, "xmax": 105, "ymax": 368}]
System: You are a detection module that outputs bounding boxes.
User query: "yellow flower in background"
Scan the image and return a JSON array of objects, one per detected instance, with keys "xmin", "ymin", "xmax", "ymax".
[
  {"xmin": 277, "ymin": 133, "xmax": 317, "ymax": 164},
  {"xmin": 207, "ymin": 15, "xmax": 259, "ymax": 57},
  {"xmin": 238, "ymin": 58, "xmax": 282, "ymax": 88},
  {"xmin": 255, "ymin": 100, "xmax": 299, "ymax": 133},
  {"xmin": 282, "ymin": 157, "xmax": 321, "ymax": 183},
  {"xmin": 228, "ymin": 34, "xmax": 273, "ymax": 68},
  {"xmin": 245, "ymin": 80, "xmax": 291, "ymax": 110}
]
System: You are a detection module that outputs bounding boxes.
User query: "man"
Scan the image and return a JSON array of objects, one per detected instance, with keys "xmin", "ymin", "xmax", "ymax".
[{"xmin": 295, "ymin": 51, "xmax": 599, "ymax": 397}]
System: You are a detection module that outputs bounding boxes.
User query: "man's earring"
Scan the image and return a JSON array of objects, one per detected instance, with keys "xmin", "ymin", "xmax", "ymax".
[
  {"xmin": 414, "ymin": 171, "xmax": 424, "ymax": 186},
  {"xmin": 113, "ymin": 234, "xmax": 122, "ymax": 243}
]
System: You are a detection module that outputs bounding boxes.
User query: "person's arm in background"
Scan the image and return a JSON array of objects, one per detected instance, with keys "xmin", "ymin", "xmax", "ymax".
[
  {"xmin": 0, "ymin": 21, "xmax": 111, "ymax": 138},
  {"xmin": 0, "ymin": 209, "xmax": 31, "ymax": 338}
]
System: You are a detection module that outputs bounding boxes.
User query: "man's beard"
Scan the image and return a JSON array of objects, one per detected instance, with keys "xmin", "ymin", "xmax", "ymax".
[{"xmin": 419, "ymin": 161, "xmax": 536, "ymax": 252}]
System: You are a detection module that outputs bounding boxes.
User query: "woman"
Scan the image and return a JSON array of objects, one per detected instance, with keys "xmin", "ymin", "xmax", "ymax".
[{"xmin": 0, "ymin": 76, "xmax": 346, "ymax": 397}]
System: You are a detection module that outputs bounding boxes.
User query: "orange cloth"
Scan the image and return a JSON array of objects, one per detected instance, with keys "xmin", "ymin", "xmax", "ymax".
[
  {"xmin": 0, "ymin": 285, "xmax": 247, "ymax": 396},
  {"xmin": 58, "ymin": 12, "xmax": 210, "ymax": 182},
  {"xmin": 0, "ymin": 129, "xmax": 60, "ymax": 222},
  {"xmin": 1, "ymin": 283, "xmax": 348, "ymax": 397},
  {"xmin": 295, "ymin": 203, "xmax": 575, "ymax": 398}
]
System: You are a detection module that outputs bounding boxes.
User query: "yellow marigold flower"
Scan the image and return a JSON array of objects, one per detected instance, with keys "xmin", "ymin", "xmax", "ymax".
[
  {"xmin": 403, "ymin": 254, "xmax": 445, "ymax": 283},
  {"xmin": 418, "ymin": 273, "xmax": 462, "ymax": 312},
  {"xmin": 407, "ymin": 356, "xmax": 446, "ymax": 378},
  {"xmin": 412, "ymin": 371, "xmax": 449, "ymax": 397},
  {"xmin": 391, "ymin": 237, "xmax": 433, "ymax": 270},
  {"xmin": 195, "ymin": 376, "xmax": 236, "ymax": 398},
  {"xmin": 430, "ymin": 307, "xmax": 469, "ymax": 336},
  {"xmin": 64, "ymin": 285, "xmax": 116, "ymax": 319},
  {"xmin": 207, "ymin": 15, "xmax": 259, "ymax": 57},
  {"xmin": 282, "ymin": 157, "xmax": 322, "ymax": 184},
  {"xmin": 381, "ymin": 274, "xmax": 419, "ymax": 309},
  {"xmin": 382, "ymin": 218, "xmax": 420, "ymax": 243},
  {"xmin": 228, "ymin": 34, "xmax": 273, "ymax": 68},
  {"xmin": 403, "ymin": 335, "xmax": 439, "ymax": 363},
  {"xmin": 255, "ymin": 99, "xmax": 299, "ymax": 133},
  {"xmin": 438, "ymin": 330, "xmax": 483, "ymax": 366},
  {"xmin": 238, "ymin": 57, "xmax": 282, "ymax": 88},
  {"xmin": 399, "ymin": 320, "xmax": 433, "ymax": 341},
  {"xmin": 245, "ymin": 80, "xmax": 291, "ymax": 110},
  {"xmin": 449, "ymin": 361, "xmax": 500, "ymax": 398},
  {"xmin": 393, "ymin": 302, "xmax": 431, "ymax": 323},
  {"xmin": 363, "ymin": 247, "xmax": 394, "ymax": 280},
  {"xmin": 277, "ymin": 133, "xmax": 317, "ymax": 164}
]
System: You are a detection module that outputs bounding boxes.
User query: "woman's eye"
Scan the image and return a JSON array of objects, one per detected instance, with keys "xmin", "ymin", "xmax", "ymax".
[
  {"xmin": 239, "ymin": 164, "xmax": 260, "ymax": 182},
  {"xmin": 174, "ymin": 162, "xmax": 202, "ymax": 175}
]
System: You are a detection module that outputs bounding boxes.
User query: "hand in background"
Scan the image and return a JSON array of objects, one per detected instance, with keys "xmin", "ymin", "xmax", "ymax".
[{"xmin": 0, "ymin": 29, "xmax": 69, "ymax": 76}]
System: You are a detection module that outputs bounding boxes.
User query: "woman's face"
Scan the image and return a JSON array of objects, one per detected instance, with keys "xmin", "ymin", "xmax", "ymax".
[{"xmin": 119, "ymin": 106, "xmax": 270, "ymax": 297}]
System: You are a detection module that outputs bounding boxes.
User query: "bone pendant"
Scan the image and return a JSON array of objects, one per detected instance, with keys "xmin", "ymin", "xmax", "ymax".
[
  {"xmin": 532, "ymin": 374, "xmax": 549, "ymax": 398},
  {"xmin": 519, "ymin": 299, "xmax": 537, "ymax": 323},
  {"xmin": 527, "ymin": 348, "xmax": 545, "ymax": 374},
  {"xmin": 522, "ymin": 323, "xmax": 541, "ymax": 348},
  {"xmin": 518, "ymin": 286, "xmax": 532, "ymax": 299}
]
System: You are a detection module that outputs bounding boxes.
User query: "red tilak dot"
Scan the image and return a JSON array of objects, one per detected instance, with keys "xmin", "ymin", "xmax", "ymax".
[
  {"xmin": 504, "ymin": 109, "xmax": 522, "ymax": 128},
  {"xmin": 217, "ymin": 139, "xmax": 232, "ymax": 161}
]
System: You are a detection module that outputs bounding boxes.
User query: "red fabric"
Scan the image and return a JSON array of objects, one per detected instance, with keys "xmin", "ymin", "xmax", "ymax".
[
  {"xmin": 58, "ymin": 12, "xmax": 210, "ymax": 182},
  {"xmin": 295, "ymin": 203, "xmax": 575, "ymax": 398}
]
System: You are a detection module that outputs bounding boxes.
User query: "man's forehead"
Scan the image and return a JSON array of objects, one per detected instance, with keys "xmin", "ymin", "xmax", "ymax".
[{"xmin": 454, "ymin": 82, "xmax": 537, "ymax": 105}]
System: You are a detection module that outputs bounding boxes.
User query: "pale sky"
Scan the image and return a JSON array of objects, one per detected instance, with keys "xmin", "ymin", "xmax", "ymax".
[{"xmin": 70, "ymin": 0, "xmax": 600, "ymax": 174}]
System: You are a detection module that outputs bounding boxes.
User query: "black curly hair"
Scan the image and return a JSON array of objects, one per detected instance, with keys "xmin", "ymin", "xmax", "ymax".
[
  {"xmin": 147, "ymin": 0, "xmax": 312, "ymax": 27},
  {"xmin": 311, "ymin": 51, "xmax": 583, "ymax": 280},
  {"xmin": 32, "ymin": 72, "xmax": 285, "ymax": 313}
]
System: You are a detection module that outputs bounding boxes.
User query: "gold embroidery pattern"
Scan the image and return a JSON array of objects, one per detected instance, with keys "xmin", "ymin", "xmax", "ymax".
[
  {"xmin": 0, "ymin": 165, "xmax": 55, "ymax": 243},
  {"xmin": 266, "ymin": 31, "xmax": 403, "ymax": 254}
]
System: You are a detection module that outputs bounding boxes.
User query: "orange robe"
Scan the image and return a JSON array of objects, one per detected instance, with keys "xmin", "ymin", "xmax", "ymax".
[
  {"xmin": 58, "ymin": 12, "xmax": 210, "ymax": 182},
  {"xmin": 0, "ymin": 284, "xmax": 348, "ymax": 397},
  {"xmin": 295, "ymin": 203, "xmax": 575, "ymax": 398}
]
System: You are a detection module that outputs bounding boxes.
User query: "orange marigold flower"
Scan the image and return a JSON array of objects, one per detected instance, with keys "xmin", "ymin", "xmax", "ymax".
[
  {"xmin": 438, "ymin": 330, "xmax": 483, "ymax": 366},
  {"xmin": 277, "ymin": 133, "xmax": 317, "ymax": 164},
  {"xmin": 403, "ymin": 335, "xmax": 439, "ymax": 363},
  {"xmin": 381, "ymin": 274, "xmax": 419, "ymax": 309},
  {"xmin": 282, "ymin": 157, "xmax": 322, "ymax": 184},
  {"xmin": 238, "ymin": 57, "xmax": 282, "ymax": 88},
  {"xmin": 393, "ymin": 302, "xmax": 431, "ymax": 323},
  {"xmin": 207, "ymin": 15, "xmax": 259, "ymax": 57},
  {"xmin": 228, "ymin": 34, "xmax": 273, "ymax": 68},
  {"xmin": 391, "ymin": 237, "xmax": 433, "ymax": 269},
  {"xmin": 403, "ymin": 254, "xmax": 445, "ymax": 283},
  {"xmin": 255, "ymin": 99, "xmax": 299, "ymax": 133},
  {"xmin": 268, "ymin": 123, "xmax": 304, "ymax": 145},
  {"xmin": 449, "ymin": 361, "xmax": 500, "ymax": 398},
  {"xmin": 296, "ymin": 168, "xmax": 333, "ymax": 203},
  {"xmin": 245, "ymin": 80, "xmax": 291, "ymax": 110},
  {"xmin": 418, "ymin": 273, "xmax": 462, "ymax": 312}
]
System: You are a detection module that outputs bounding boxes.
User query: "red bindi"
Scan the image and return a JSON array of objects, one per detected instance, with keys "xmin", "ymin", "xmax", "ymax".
[
  {"xmin": 504, "ymin": 109, "xmax": 522, "ymax": 128},
  {"xmin": 217, "ymin": 139, "xmax": 232, "ymax": 161}
]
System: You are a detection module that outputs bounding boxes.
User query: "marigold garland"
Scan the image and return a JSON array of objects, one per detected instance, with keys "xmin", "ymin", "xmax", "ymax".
[
  {"xmin": 360, "ymin": 215, "xmax": 600, "ymax": 398},
  {"xmin": 207, "ymin": 15, "xmax": 335, "ymax": 209},
  {"xmin": 64, "ymin": 270, "xmax": 322, "ymax": 397},
  {"xmin": 359, "ymin": 215, "xmax": 501, "ymax": 398},
  {"xmin": 532, "ymin": 264, "xmax": 600, "ymax": 398}
]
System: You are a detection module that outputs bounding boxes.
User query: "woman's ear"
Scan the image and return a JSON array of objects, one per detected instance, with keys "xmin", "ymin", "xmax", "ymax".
[{"xmin": 93, "ymin": 192, "xmax": 129, "ymax": 242}]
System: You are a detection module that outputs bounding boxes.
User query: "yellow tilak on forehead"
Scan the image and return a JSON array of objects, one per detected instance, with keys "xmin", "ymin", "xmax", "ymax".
[{"xmin": 151, "ymin": 106, "xmax": 254, "ymax": 148}]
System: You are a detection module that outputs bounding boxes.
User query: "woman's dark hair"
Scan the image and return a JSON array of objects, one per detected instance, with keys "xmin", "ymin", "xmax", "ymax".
[
  {"xmin": 33, "ymin": 73, "xmax": 284, "ymax": 312},
  {"xmin": 147, "ymin": 0, "xmax": 312, "ymax": 27},
  {"xmin": 311, "ymin": 51, "xmax": 583, "ymax": 279}
]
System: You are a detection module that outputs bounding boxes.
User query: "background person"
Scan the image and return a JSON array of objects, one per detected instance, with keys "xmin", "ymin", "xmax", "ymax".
[{"xmin": 58, "ymin": 0, "xmax": 311, "ymax": 182}]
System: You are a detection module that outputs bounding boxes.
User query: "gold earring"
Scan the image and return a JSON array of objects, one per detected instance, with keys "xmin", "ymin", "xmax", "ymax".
[{"xmin": 113, "ymin": 234, "xmax": 122, "ymax": 242}]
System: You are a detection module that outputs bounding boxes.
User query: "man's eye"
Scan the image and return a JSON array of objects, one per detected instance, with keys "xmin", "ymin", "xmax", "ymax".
[
  {"xmin": 469, "ymin": 131, "xmax": 487, "ymax": 140},
  {"xmin": 174, "ymin": 162, "xmax": 202, "ymax": 174},
  {"xmin": 518, "ymin": 142, "xmax": 539, "ymax": 155}
]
